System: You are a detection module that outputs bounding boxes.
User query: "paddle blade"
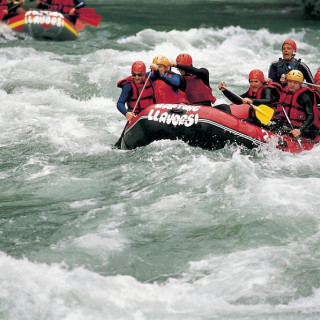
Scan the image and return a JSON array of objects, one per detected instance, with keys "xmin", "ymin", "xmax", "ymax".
[
  {"xmin": 75, "ymin": 18, "xmax": 86, "ymax": 30},
  {"xmin": 0, "ymin": 11, "xmax": 5, "ymax": 20},
  {"xmin": 252, "ymin": 104, "xmax": 274, "ymax": 125},
  {"xmin": 78, "ymin": 8, "xmax": 102, "ymax": 27}
]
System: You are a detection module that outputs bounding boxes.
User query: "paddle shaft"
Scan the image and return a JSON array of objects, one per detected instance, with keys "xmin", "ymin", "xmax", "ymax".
[
  {"xmin": 114, "ymin": 72, "xmax": 152, "ymax": 149},
  {"xmin": 0, "ymin": 3, "xmax": 20, "ymax": 17},
  {"xmin": 222, "ymin": 86, "xmax": 255, "ymax": 108},
  {"xmin": 9, "ymin": 3, "xmax": 22, "ymax": 12},
  {"xmin": 281, "ymin": 106, "xmax": 304, "ymax": 151},
  {"xmin": 304, "ymin": 82, "xmax": 320, "ymax": 89}
]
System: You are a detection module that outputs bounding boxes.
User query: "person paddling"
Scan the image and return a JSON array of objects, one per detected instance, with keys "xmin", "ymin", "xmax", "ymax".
[
  {"xmin": 274, "ymin": 70, "xmax": 319, "ymax": 139},
  {"xmin": 170, "ymin": 53, "xmax": 216, "ymax": 106},
  {"xmin": 34, "ymin": 0, "xmax": 52, "ymax": 10},
  {"xmin": 0, "ymin": 0, "xmax": 8, "ymax": 19},
  {"xmin": 215, "ymin": 69, "xmax": 280, "ymax": 125},
  {"xmin": 268, "ymin": 39, "xmax": 313, "ymax": 86},
  {"xmin": 0, "ymin": 0, "xmax": 25, "ymax": 20},
  {"xmin": 116, "ymin": 61, "xmax": 155, "ymax": 121},
  {"xmin": 150, "ymin": 55, "xmax": 189, "ymax": 104},
  {"xmin": 35, "ymin": 0, "xmax": 86, "ymax": 24}
]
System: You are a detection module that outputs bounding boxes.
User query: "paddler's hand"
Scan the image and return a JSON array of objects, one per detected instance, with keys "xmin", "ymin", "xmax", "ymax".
[
  {"xmin": 69, "ymin": 8, "xmax": 76, "ymax": 15},
  {"xmin": 290, "ymin": 128, "xmax": 301, "ymax": 137},
  {"xmin": 150, "ymin": 63, "xmax": 159, "ymax": 71},
  {"xmin": 170, "ymin": 61, "xmax": 177, "ymax": 67},
  {"xmin": 242, "ymin": 98, "xmax": 253, "ymax": 105},
  {"xmin": 218, "ymin": 81, "xmax": 226, "ymax": 91},
  {"xmin": 280, "ymin": 74, "xmax": 287, "ymax": 84},
  {"xmin": 125, "ymin": 112, "xmax": 135, "ymax": 121}
]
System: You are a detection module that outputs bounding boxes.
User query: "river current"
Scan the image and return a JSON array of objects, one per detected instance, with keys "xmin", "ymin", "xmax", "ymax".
[{"xmin": 1, "ymin": 1, "xmax": 320, "ymax": 319}]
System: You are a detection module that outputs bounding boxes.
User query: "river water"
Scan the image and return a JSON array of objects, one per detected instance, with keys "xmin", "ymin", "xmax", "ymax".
[{"xmin": 1, "ymin": 1, "xmax": 320, "ymax": 319}]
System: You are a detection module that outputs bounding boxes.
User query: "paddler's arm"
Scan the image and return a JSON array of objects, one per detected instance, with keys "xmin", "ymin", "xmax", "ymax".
[
  {"xmin": 296, "ymin": 92, "xmax": 314, "ymax": 135},
  {"xmin": 268, "ymin": 62, "xmax": 278, "ymax": 83},
  {"xmin": 74, "ymin": 0, "xmax": 86, "ymax": 9},
  {"xmin": 159, "ymin": 73, "xmax": 180, "ymax": 88},
  {"xmin": 298, "ymin": 62, "xmax": 314, "ymax": 85},
  {"xmin": 217, "ymin": 82, "xmax": 243, "ymax": 104},
  {"xmin": 117, "ymin": 82, "xmax": 134, "ymax": 120},
  {"xmin": 250, "ymin": 87, "xmax": 273, "ymax": 106},
  {"xmin": 175, "ymin": 64, "xmax": 210, "ymax": 86}
]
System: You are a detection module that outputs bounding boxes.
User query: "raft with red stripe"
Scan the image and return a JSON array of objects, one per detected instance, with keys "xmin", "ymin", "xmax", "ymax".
[
  {"xmin": 119, "ymin": 104, "xmax": 320, "ymax": 153},
  {"xmin": 6, "ymin": 10, "xmax": 78, "ymax": 41}
]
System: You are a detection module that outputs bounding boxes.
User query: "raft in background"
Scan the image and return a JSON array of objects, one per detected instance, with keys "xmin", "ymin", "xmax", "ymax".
[
  {"xmin": 118, "ymin": 104, "xmax": 320, "ymax": 154},
  {"xmin": 6, "ymin": 10, "xmax": 78, "ymax": 41}
]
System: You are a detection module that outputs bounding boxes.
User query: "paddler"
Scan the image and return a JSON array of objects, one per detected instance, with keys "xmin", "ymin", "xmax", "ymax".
[
  {"xmin": 149, "ymin": 55, "xmax": 189, "ymax": 104},
  {"xmin": 0, "ymin": 0, "xmax": 25, "ymax": 20},
  {"xmin": 275, "ymin": 70, "xmax": 319, "ymax": 138},
  {"xmin": 116, "ymin": 61, "xmax": 155, "ymax": 121},
  {"xmin": 34, "ymin": 0, "xmax": 86, "ymax": 24},
  {"xmin": 170, "ymin": 53, "xmax": 217, "ymax": 106},
  {"xmin": 215, "ymin": 69, "xmax": 281, "ymax": 125}
]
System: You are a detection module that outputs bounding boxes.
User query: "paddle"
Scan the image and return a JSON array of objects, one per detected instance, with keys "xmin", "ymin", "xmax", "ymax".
[
  {"xmin": 114, "ymin": 71, "xmax": 152, "ymax": 149},
  {"xmin": 304, "ymin": 82, "xmax": 320, "ymax": 89},
  {"xmin": 77, "ymin": 8, "xmax": 101, "ymax": 27},
  {"xmin": 222, "ymin": 86, "xmax": 274, "ymax": 125},
  {"xmin": 281, "ymin": 106, "xmax": 304, "ymax": 151},
  {"xmin": 75, "ymin": 18, "xmax": 85, "ymax": 30},
  {"xmin": 0, "ymin": 3, "xmax": 21, "ymax": 20},
  {"xmin": 29, "ymin": 3, "xmax": 102, "ymax": 27}
]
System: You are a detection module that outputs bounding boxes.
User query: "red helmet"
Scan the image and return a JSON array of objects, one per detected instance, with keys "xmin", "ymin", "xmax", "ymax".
[
  {"xmin": 176, "ymin": 53, "xmax": 193, "ymax": 66},
  {"xmin": 248, "ymin": 69, "xmax": 265, "ymax": 83},
  {"xmin": 131, "ymin": 61, "xmax": 146, "ymax": 74},
  {"xmin": 282, "ymin": 39, "xmax": 297, "ymax": 52},
  {"xmin": 314, "ymin": 71, "xmax": 320, "ymax": 83}
]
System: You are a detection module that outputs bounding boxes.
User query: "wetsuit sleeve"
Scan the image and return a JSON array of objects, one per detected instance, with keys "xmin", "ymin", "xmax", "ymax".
[
  {"xmin": 297, "ymin": 92, "xmax": 314, "ymax": 133},
  {"xmin": 268, "ymin": 62, "xmax": 278, "ymax": 83},
  {"xmin": 160, "ymin": 73, "xmax": 180, "ymax": 87},
  {"xmin": 150, "ymin": 70, "xmax": 161, "ymax": 80},
  {"xmin": 252, "ymin": 87, "xmax": 273, "ymax": 106},
  {"xmin": 117, "ymin": 82, "xmax": 132, "ymax": 116},
  {"xmin": 74, "ymin": 0, "xmax": 86, "ymax": 9},
  {"xmin": 176, "ymin": 65, "xmax": 210, "ymax": 86},
  {"xmin": 222, "ymin": 88, "xmax": 243, "ymax": 104},
  {"xmin": 298, "ymin": 62, "xmax": 313, "ymax": 84}
]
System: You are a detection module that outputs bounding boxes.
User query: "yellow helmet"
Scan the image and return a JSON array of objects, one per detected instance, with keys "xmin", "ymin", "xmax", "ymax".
[
  {"xmin": 287, "ymin": 70, "xmax": 304, "ymax": 83},
  {"xmin": 152, "ymin": 55, "xmax": 170, "ymax": 67}
]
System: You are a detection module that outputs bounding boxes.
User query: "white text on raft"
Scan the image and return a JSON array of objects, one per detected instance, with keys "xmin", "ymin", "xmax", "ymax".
[{"xmin": 148, "ymin": 104, "xmax": 200, "ymax": 127}]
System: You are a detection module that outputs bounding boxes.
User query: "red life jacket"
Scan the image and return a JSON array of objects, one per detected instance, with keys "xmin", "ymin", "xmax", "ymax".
[
  {"xmin": 117, "ymin": 76, "xmax": 155, "ymax": 113},
  {"xmin": 312, "ymin": 90, "xmax": 320, "ymax": 129},
  {"xmin": 184, "ymin": 75, "xmax": 216, "ymax": 105},
  {"xmin": 154, "ymin": 73, "xmax": 188, "ymax": 104},
  {"xmin": 313, "ymin": 90, "xmax": 320, "ymax": 106},
  {"xmin": 267, "ymin": 82, "xmax": 283, "ymax": 97},
  {"xmin": 51, "ymin": 0, "xmax": 73, "ymax": 13},
  {"xmin": 245, "ymin": 86, "xmax": 265, "ymax": 99},
  {"xmin": 278, "ymin": 87, "xmax": 320, "ymax": 129},
  {"xmin": 0, "ymin": 0, "xmax": 8, "ymax": 11}
]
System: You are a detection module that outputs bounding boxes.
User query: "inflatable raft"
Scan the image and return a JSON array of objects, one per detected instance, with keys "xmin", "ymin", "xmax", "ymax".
[
  {"xmin": 117, "ymin": 104, "xmax": 320, "ymax": 153},
  {"xmin": 6, "ymin": 10, "xmax": 78, "ymax": 41}
]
